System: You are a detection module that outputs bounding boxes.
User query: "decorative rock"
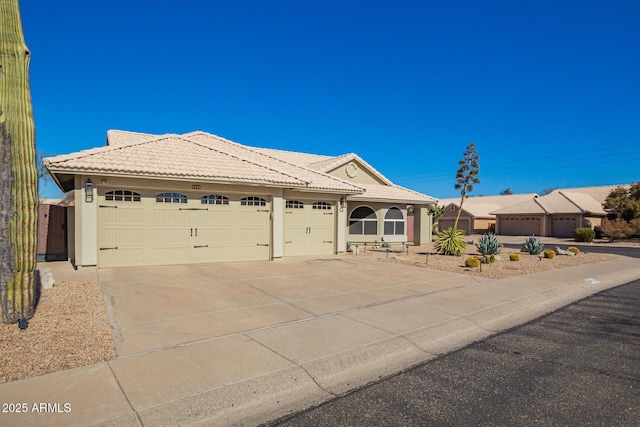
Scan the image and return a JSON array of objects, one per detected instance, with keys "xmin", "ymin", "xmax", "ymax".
[
  {"xmin": 556, "ymin": 246, "xmax": 575, "ymax": 256},
  {"xmin": 37, "ymin": 268, "xmax": 55, "ymax": 289}
]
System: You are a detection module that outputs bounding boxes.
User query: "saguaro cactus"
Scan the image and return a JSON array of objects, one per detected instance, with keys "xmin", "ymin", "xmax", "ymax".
[{"xmin": 0, "ymin": 0, "xmax": 39, "ymax": 325}]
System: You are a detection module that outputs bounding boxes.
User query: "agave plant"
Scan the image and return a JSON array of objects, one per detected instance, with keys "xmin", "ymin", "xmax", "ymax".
[
  {"xmin": 523, "ymin": 235, "xmax": 544, "ymax": 255},
  {"xmin": 435, "ymin": 227, "xmax": 467, "ymax": 256},
  {"xmin": 475, "ymin": 233, "xmax": 501, "ymax": 256}
]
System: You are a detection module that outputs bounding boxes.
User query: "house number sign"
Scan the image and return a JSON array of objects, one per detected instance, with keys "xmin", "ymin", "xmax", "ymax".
[{"xmin": 192, "ymin": 184, "xmax": 201, "ymax": 190}]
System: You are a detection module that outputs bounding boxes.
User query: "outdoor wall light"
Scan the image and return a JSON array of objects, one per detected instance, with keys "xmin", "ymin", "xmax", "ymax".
[
  {"xmin": 339, "ymin": 196, "xmax": 347, "ymax": 211},
  {"xmin": 85, "ymin": 179, "xmax": 94, "ymax": 203}
]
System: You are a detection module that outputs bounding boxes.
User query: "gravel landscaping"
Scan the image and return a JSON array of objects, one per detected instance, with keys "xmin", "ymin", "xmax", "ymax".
[
  {"xmin": 0, "ymin": 281, "xmax": 116, "ymax": 384},
  {"xmin": 361, "ymin": 243, "xmax": 616, "ymax": 280}
]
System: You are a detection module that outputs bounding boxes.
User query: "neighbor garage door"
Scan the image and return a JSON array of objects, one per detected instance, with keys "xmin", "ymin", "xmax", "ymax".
[
  {"xmin": 98, "ymin": 189, "xmax": 270, "ymax": 268},
  {"xmin": 498, "ymin": 216, "xmax": 541, "ymax": 236},
  {"xmin": 284, "ymin": 200, "xmax": 335, "ymax": 256},
  {"xmin": 438, "ymin": 218, "xmax": 471, "ymax": 235},
  {"xmin": 552, "ymin": 216, "xmax": 578, "ymax": 238}
]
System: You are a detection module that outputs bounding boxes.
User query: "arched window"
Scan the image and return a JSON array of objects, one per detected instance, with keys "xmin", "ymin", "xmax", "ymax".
[
  {"xmin": 156, "ymin": 192, "xmax": 187, "ymax": 203},
  {"xmin": 201, "ymin": 194, "xmax": 229, "ymax": 205},
  {"xmin": 241, "ymin": 196, "xmax": 266, "ymax": 206},
  {"xmin": 349, "ymin": 206, "xmax": 377, "ymax": 235},
  {"xmin": 286, "ymin": 200, "xmax": 304, "ymax": 209},
  {"xmin": 384, "ymin": 207, "xmax": 405, "ymax": 235},
  {"xmin": 105, "ymin": 190, "xmax": 141, "ymax": 202}
]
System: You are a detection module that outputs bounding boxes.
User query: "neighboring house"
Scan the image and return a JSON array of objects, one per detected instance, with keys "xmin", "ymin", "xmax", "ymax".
[
  {"xmin": 492, "ymin": 190, "xmax": 607, "ymax": 237},
  {"xmin": 549, "ymin": 184, "xmax": 630, "ymax": 222},
  {"xmin": 437, "ymin": 194, "xmax": 539, "ymax": 235},
  {"xmin": 44, "ymin": 130, "xmax": 437, "ymax": 268}
]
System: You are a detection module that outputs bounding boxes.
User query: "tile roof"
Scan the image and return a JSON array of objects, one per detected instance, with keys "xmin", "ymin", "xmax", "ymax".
[
  {"xmin": 491, "ymin": 191, "xmax": 606, "ymax": 215},
  {"xmin": 45, "ymin": 130, "xmax": 437, "ymax": 203},
  {"xmin": 46, "ymin": 135, "xmax": 309, "ymax": 187},
  {"xmin": 347, "ymin": 183, "xmax": 437, "ymax": 204},
  {"xmin": 439, "ymin": 194, "xmax": 539, "ymax": 218},
  {"xmin": 550, "ymin": 184, "xmax": 630, "ymax": 205}
]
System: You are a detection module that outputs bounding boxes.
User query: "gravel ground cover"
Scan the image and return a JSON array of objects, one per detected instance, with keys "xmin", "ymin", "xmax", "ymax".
[
  {"xmin": 366, "ymin": 243, "xmax": 616, "ymax": 280},
  {"xmin": 0, "ymin": 281, "xmax": 116, "ymax": 384}
]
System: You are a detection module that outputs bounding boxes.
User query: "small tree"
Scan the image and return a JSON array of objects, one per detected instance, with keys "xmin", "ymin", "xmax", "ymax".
[
  {"xmin": 453, "ymin": 142, "xmax": 480, "ymax": 229},
  {"xmin": 428, "ymin": 205, "xmax": 444, "ymax": 232},
  {"xmin": 604, "ymin": 183, "xmax": 640, "ymax": 221}
]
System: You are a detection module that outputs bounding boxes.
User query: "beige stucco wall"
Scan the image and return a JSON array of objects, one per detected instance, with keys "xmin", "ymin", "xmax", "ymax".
[
  {"xmin": 328, "ymin": 161, "xmax": 386, "ymax": 185},
  {"xmin": 412, "ymin": 206, "xmax": 433, "ymax": 246}
]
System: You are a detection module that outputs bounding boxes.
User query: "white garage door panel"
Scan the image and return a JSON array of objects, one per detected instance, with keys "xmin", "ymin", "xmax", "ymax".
[
  {"xmin": 284, "ymin": 201, "xmax": 335, "ymax": 257},
  {"xmin": 98, "ymin": 191, "xmax": 271, "ymax": 268}
]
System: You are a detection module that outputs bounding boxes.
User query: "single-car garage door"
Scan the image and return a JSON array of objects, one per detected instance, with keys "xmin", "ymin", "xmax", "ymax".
[
  {"xmin": 552, "ymin": 216, "xmax": 578, "ymax": 238},
  {"xmin": 98, "ymin": 189, "xmax": 270, "ymax": 268},
  {"xmin": 284, "ymin": 200, "xmax": 335, "ymax": 256},
  {"xmin": 498, "ymin": 216, "xmax": 541, "ymax": 236}
]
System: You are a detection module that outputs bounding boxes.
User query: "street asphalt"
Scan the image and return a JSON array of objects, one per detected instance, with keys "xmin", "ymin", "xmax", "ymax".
[{"xmin": 269, "ymin": 279, "xmax": 640, "ymax": 427}]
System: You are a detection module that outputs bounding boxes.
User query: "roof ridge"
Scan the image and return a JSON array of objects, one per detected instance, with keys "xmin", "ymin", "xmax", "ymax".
[
  {"xmin": 186, "ymin": 132, "xmax": 364, "ymax": 193},
  {"xmin": 182, "ymin": 135, "xmax": 309, "ymax": 187}
]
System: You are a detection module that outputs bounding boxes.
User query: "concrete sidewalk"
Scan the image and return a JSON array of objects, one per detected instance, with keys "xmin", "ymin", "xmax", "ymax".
[{"xmin": 2, "ymin": 257, "xmax": 640, "ymax": 427}]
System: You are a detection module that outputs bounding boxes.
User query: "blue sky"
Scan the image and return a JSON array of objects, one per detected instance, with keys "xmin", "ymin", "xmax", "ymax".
[{"xmin": 22, "ymin": 1, "xmax": 639, "ymax": 199}]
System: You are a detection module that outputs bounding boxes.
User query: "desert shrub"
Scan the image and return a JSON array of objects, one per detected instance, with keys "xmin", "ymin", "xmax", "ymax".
[
  {"xmin": 594, "ymin": 226, "xmax": 604, "ymax": 239},
  {"xmin": 476, "ymin": 233, "xmax": 501, "ymax": 256},
  {"xmin": 573, "ymin": 227, "xmax": 595, "ymax": 243},
  {"xmin": 631, "ymin": 218, "xmax": 640, "ymax": 236},
  {"xmin": 567, "ymin": 246, "xmax": 580, "ymax": 255},
  {"xmin": 509, "ymin": 253, "xmax": 521, "ymax": 261},
  {"xmin": 523, "ymin": 235, "xmax": 544, "ymax": 255},
  {"xmin": 435, "ymin": 227, "xmax": 467, "ymax": 256},
  {"xmin": 481, "ymin": 254, "xmax": 496, "ymax": 264},
  {"xmin": 465, "ymin": 257, "xmax": 480, "ymax": 268},
  {"xmin": 600, "ymin": 218, "xmax": 635, "ymax": 241},
  {"xmin": 543, "ymin": 249, "xmax": 556, "ymax": 259}
]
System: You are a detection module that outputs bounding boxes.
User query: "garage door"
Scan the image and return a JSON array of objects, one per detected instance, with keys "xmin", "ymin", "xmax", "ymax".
[
  {"xmin": 98, "ymin": 190, "xmax": 270, "ymax": 268},
  {"xmin": 437, "ymin": 219, "xmax": 471, "ymax": 235},
  {"xmin": 284, "ymin": 200, "xmax": 335, "ymax": 256},
  {"xmin": 498, "ymin": 216, "xmax": 541, "ymax": 236},
  {"xmin": 552, "ymin": 216, "xmax": 577, "ymax": 238}
]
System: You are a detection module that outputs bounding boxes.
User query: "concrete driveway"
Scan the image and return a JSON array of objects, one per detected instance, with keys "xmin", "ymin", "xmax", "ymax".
[{"xmin": 99, "ymin": 256, "xmax": 473, "ymax": 357}]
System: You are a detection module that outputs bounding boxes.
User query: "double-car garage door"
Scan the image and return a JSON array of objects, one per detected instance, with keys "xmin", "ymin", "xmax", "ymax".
[{"xmin": 98, "ymin": 190, "xmax": 271, "ymax": 268}]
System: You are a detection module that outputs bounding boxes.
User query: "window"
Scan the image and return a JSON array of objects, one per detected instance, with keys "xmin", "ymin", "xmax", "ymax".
[
  {"xmin": 384, "ymin": 207, "xmax": 405, "ymax": 235},
  {"xmin": 313, "ymin": 201, "xmax": 332, "ymax": 210},
  {"xmin": 286, "ymin": 200, "xmax": 304, "ymax": 209},
  {"xmin": 105, "ymin": 190, "xmax": 141, "ymax": 202},
  {"xmin": 201, "ymin": 194, "xmax": 229, "ymax": 205},
  {"xmin": 450, "ymin": 205, "xmax": 455, "ymax": 211},
  {"xmin": 349, "ymin": 206, "xmax": 377, "ymax": 235},
  {"xmin": 156, "ymin": 192, "xmax": 187, "ymax": 203},
  {"xmin": 241, "ymin": 196, "xmax": 266, "ymax": 206}
]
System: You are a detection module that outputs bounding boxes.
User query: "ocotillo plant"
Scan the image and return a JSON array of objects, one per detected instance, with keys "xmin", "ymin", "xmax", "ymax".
[{"xmin": 0, "ymin": 0, "xmax": 39, "ymax": 326}]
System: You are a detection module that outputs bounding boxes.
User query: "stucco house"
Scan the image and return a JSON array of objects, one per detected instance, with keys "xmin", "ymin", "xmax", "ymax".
[
  {"xmin": 492, "ymin": 189, "xmax": 608, "ymax": 237},
  {"xmin": 437, "ymin": 194, "xmax": 539, "ymax": 235},
  {"xmin": 45, "ymin": 130, "xmax": 437, "ymax": 268}
]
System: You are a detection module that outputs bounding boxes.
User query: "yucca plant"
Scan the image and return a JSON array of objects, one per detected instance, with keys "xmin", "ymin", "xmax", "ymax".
[
  {"xmin": 475, "ymin": 233, "xmax": 501, "ymax": 256},
  {"xmin": 523, "ymin": 235, "xmax": 544, "ymax": 255},
  {"xmin": 435, "ymin": 227, "xmax": 467, "ymax": 256}
]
